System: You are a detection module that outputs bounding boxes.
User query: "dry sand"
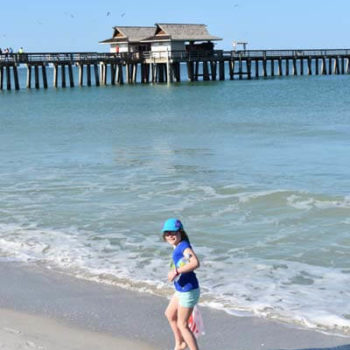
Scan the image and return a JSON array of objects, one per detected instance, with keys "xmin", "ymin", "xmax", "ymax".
[{"xmin": 0, "ymin": 308, "xmax": 156, "ymax": 350}]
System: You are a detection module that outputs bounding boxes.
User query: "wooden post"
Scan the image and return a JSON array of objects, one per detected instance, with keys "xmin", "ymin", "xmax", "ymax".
[
  {"xmin": 211, "ymin": 61, "xmax": 217, "ymax": 80},
  {"xmin": 322, "ymin": 57, "xmax": 327, "ymax": 74},
  {"xmin": 110, "ymin": 64, "xmax": 115, "ymax": 85},
  {"xmin": 163, "ymin": 63, "xmax": 167, "ymax": 82},
  {"xmin": 158, "ymin": 64, "xmax": 164, "ymax": 83},
  {"xmin": 276, "ymin": 59, "xmax": 280, "ymax": 76},
  {"xmin": 125, "ymin": 63, "xmax": 130, "ymax": 83},
  {"xmin": 35, "ymin": 65, "xmax": 40, "ymax": 89},
  {"xmin": 194, "ymin": 62, "xmax": 199, "ymax": 81},
  {"xmin": 128, "ymin": 64, "xmax": 133, "ymax": 83},
  {"xmin": 140, "ymin": 64, "xmax": 145, "ymax": 83},
  {"xmin": 94, "ymin": 64, "xmax": 99, "ymax": 86},
  {"xmin": 151, "ymin": 63, "xmax": 155, "ymax": 83},
  {"xmin": 328, "ymin": 57, "xmax": 332, "ymax": 75},
  {"xmin": 6, "ymin": 65, "xmax": 11, "ymax": 90},
  {"xmin": 171, "ymin": 63, "xmax": 177, "ymax": 82},
  {"xmin": 247, "ymin": 59, "xmax": 252, "ymax": 79},
  {"xmin": 100, "ymin": 63, "xmax": 105, "ymax": 85},
  {"xmin": 187, "ymin": 62, "xmax": 193, "ymax": 81},
  {"xmin": 341, "ymin": 57, "xmax": 345, "ymax": 74},
  {"xmin": 219, "ymin": 61, "xmax": 225, "ymax": 80},
  {"xmin": 78, "ymin": 64, "xmax": 83, "ymax": 86},
  {"xmin": 238, "ymin": 59, "xmax": 243, "ymax": 79},
  {"xmin": 292, "ymin": 58, "xmax": 297, "ymax": 75},
  {"xmin": 87, "ymin": 64, "xmax": 91, "ymax": 86},
  {"xmin": 166, "ymin": 56, "xmax": 171, "ymax": 84},
  {"xmin": 286, "ymin": 59, "xmax": 290, "ymax": 76},
  {"xmin": 346, "ymin": 58, "xmax": 350, "ymax": 74},
  {"xmin": 271, "ymin": 59, "xmax": 275, "ymax": 76},
  {"xmin": 203, "ymin": 61, "xmax": 209, "ymax": 80},
  {"xmin": 315, "ymin": 58, "xmax": 319, "ymax": 75},
  {"xmin": 229, "ymin": 60, "xmax": 234, "ymax": 80},
  {"xmin": 146, "ymin": 64, "xmax": 151, "ymax": 83},
  {"xmin": 157, "ymin": 63, "xmax": 161, "ymax": 83},
  {"xmin": 53, "ymin": 64, "xmax": 58, "ymax": 88},
  {"xmin": 118, "ymin": 64, "xmax": 124, "ymax": 84},
  {"xmin": 262, "ymin": 58, "xmax": 267, "ymax": 77},
  {"xmin": 300, "ymin": 59, "xmax": 304, "ymax": 75},
  {"xmin": 104, "ymin": 64, "xmax": 108, "ymax": 85},
  {"xmin": 255, "ymin": 59, "xmax": 259, "ymax": 78},
  {"xmin": 0, "ymin": 65, "xmax": 3, "ymax": 90},
  {"xmin": 335, "ymin": 57, "xmax": 339, "ymax": 74},
  {"xmin": 278, "ymin": 59, "xmax": 283, "ymax": 76},
  {"xmin": 115, "ymin": 64, "xmax": 120, "ymax": 84},
  {"xmin": 133, "ymin": 64, "xmax": 138, "ymax": 83},
  {"xmin": 26, "ymin": 64, "xmax": 32, "ymax": 88},
  {"xmin": 77, "ymin": 64, "xmax": 83, "ymax": 86},
  {"xmin": 13, "ymin": 65, "xmax": 20, "ymax": 90},
  {"xmin": 176, "ymin": 62, "xmax": 181, "ymax": 82},
  {"xmin": 61, "ymin": 64, "xmax": 66, "ymax": 88},
  {"xmin": 156, "ymin": 64, "xmax": 160, "ymax": 83},
  {"xmin": 68, "ymin": 64, "xmax": 74, "ymax": 87},
  {"xmin": 42, "ymin": 64, "xmax": 48, "ymax": 89},
  {"xmin": 144, "ymin": 63, "xmax": 149, "ymax": 83},
  {"xmin": 307, "ymin": 57, "xmax": 312, "ymax": 75}
]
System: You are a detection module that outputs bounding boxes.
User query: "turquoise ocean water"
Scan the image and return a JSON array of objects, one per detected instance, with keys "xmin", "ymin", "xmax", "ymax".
[{"xmin": 0, "ymin": 71, "xmax": 349, "ymax": 335}]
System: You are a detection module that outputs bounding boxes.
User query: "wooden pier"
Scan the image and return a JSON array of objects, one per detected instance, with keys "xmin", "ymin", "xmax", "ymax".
[{"xmin": 1, "ymin": 49, "xmax": 350, "ymax": 90}]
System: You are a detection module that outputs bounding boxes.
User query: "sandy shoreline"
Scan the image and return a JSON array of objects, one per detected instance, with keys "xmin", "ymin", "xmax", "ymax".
[
  {"xmin": 0, "ymin": 307, "xmax": 156, "ymax": 350},
  {"xmin": 0, "ymin": 261, "xmax": 349, "ymax": 350}
]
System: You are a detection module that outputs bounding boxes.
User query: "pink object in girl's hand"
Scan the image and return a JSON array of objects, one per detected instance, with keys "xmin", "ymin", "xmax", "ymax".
[{"xmin": 188, "ymin": 305, "xmax": 205, "ymax": 338}]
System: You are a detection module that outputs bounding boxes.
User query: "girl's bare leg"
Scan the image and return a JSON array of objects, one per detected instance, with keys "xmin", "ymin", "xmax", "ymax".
[
  {"xmin": 177, "ymin": 306, "xmax": 199, "ymax": 350},
  {"xmin": 165, "ymin": 295, "xmax": 187, "ymax": 350}
]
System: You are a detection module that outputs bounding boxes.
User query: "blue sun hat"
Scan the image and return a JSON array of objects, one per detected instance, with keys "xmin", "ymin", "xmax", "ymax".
[{"xmin": 162, "ymin": 218, "xmax": 183, "ymax": 232}]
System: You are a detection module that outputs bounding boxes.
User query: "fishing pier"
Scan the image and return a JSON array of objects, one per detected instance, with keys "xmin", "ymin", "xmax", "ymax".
[{"xmin": 1, "ymin": 49, "xmax": 350, "ymax": 91}]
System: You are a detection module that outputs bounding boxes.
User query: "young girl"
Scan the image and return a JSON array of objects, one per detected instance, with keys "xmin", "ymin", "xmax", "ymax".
[{"xmin": 162, "ymin": 218, "xmax": 200, "ymax": 350}]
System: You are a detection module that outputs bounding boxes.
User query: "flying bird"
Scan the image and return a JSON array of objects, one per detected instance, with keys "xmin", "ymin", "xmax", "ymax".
[{"xmin": 107, "ymin": 11, "xmax": 111, "ymax": 16}]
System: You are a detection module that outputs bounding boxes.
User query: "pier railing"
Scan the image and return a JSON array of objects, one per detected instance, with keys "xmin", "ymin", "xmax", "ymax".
[
  {"xmin": 0, "ymin": 52, "xmax": 142, "ymax": 64},
  {"xmin": 228, "ymin": 49, "xmax": 350, "ymax": 58}
]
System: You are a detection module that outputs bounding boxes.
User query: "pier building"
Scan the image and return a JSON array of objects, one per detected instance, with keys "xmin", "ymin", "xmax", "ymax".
[{"xmin": 99, "ymin": 26, "xmax": 155, "ymax": 54}]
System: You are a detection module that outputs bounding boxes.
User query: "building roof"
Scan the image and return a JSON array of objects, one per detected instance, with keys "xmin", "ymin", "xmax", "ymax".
[
  {"xmin": 142, "ymin": 23, "xmax": 222, "ymax": 42},
  {"xmin": 100, "ymin": 23, "xmax": 222, "ymax": 45},
  {"xmin": 99, "ymin": 26, "xmax": 155, "ymax": 44}
]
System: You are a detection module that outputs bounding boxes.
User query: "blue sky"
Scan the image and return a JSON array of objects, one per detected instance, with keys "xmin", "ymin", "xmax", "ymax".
[{"xmin": 1, "ymin": 0, "xmax": 349, "ymax": 52}]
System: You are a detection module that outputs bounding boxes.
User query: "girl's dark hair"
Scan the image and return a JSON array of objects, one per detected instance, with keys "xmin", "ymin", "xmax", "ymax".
[
  {"xmin": 179, "ymin": 228, "xmax": 190, "ymax": 243},
  {"xmin": 162, "ymin": 228, "xmax": 190, "ymax": 243}
]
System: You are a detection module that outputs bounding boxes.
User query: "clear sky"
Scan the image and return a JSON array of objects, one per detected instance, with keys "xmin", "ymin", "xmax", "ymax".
[{"xmin": 1, "ymin": 0, "xmax": 349, "ymax": 52}]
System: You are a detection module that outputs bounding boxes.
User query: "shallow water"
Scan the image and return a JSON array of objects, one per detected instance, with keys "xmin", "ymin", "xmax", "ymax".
[{"xmin": 0, "ymin": 73, "xmax": 349, "ymax": 335}]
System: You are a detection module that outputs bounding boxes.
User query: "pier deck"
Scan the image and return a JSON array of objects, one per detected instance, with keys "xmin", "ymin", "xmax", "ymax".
[{"xmin": 1, "ymin": 49, "xmax": 350, "ymax": 90}]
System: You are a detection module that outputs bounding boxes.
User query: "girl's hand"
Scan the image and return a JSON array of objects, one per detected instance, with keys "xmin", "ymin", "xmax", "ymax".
[{"xmin": 168, "ymin": 269, "xmax": 178, "ymax": 282}]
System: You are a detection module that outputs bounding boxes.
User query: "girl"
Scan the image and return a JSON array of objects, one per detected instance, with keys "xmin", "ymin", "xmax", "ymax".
[{"xmin": 162, "ymin": 218, "xmax": 200, "ymax": 350}]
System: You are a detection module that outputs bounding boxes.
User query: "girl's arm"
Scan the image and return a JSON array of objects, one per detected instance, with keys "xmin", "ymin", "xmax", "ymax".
[{"xmin": 177, "ymin": 247, "xmax": 200, "ymax": 274}]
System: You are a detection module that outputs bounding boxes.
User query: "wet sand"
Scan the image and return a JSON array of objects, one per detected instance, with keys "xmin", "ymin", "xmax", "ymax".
[{"xmin": 0, "ymin": 262, "xmax": 349, "ymax": 350}]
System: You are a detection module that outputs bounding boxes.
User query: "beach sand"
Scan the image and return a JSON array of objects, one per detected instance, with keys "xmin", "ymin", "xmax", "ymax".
[
  {"xmin": 0, "ymin": 308, "xmax": 156, "ymax": 350},
  {"xmin": 0, "ymin": 262, "xmax": 349, "ymax": 350}
]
